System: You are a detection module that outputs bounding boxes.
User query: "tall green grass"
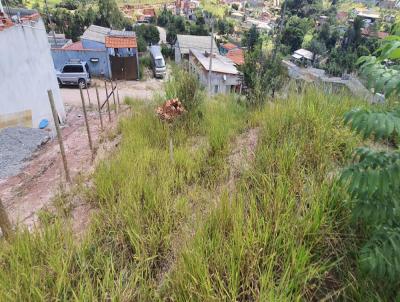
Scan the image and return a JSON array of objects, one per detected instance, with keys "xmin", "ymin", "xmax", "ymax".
[
  {"xmin": 162, "ymin": 88, "xmax": 380, "ymax": 301},
  {"xmin": 0, "ymin": 87, "xmax": 386, "ymax": 300}
]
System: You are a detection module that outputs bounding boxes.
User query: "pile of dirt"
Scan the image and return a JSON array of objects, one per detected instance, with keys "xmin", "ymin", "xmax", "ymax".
[{"xmin": 0, "ymin": 127, "xmax": 50, "ymax": 179}]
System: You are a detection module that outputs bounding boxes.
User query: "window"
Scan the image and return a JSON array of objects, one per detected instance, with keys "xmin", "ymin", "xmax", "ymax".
[
  {"xmin": 214, "ymin": 85, "xmax": 219, "ymax": 94},
  {"xmin": 155, "ymin": 58, "xmax": 165, "ymax": 68},
  {"xmin": 62, "ymin": 65, "xmax": 83, "ymax": 73}
]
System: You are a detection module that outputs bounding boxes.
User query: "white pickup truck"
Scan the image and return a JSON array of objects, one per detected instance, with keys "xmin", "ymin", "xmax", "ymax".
[{"xmin": 56, "ymin": 61, "xmax": 91, "ymax": 88}]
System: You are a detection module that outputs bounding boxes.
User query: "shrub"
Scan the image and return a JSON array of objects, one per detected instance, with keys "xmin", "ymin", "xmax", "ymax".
[{"xmin": 164, "ymin": 66, "xmax": 204, "ymax": 114}]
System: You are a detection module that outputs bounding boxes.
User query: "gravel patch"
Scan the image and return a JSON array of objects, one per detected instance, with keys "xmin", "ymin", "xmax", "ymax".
[{"xmin": 0, "ymin": 127, "xmax": 50, "ymax": 179}]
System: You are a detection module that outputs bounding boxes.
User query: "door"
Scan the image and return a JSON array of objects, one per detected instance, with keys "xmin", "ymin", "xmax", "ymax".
[{"xmin": 110, "ymin": 56, "xmax": 138, "ymax": 80}]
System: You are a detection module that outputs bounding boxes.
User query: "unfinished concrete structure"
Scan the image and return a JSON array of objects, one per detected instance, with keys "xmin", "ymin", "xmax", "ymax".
[{"xmin": 0, "ymin": 9, "xmax": 65, "ymax": 130}]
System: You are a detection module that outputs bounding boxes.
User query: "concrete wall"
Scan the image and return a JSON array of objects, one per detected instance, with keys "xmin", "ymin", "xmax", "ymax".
[
  {"xmin": 175, "ymin": 42, "xmax": 182, "ymax": 63},
  {"xmin": 0, "ymin": 18, "xmax": 65, "ymax": 131},
  {"xmin": 51, "ymin": 48, "xmax": 111, "ymax": 78}
]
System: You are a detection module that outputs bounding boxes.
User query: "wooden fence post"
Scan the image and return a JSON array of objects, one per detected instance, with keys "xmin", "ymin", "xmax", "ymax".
[
  {"xmin": 95, "ymin": 84, "xmax": 104, "ymax": 131},
  {"xmin": 111, "ymin": 79, "xmax": 117, "ymax": 115},
  {"xmin": 104, "ymin": 80, "xmax": 112, "ymax": 122},
  {"xmin": 0, "ymin": 198, "xmax": 12, "ymax": 240},
  {"xmin": 48, "ymin": 90, "xmax": 71, "ymax": 182},
  {"xmin": 86, "ymin": 86, "xmax": 92, "ymax": 105},
  {"xmin": 117, "ymin": 87, "xmax": 121, "ymax": 109},
  {"xmin": 79, "ymin": 87, "xmax": 94, "ymax": 159}
]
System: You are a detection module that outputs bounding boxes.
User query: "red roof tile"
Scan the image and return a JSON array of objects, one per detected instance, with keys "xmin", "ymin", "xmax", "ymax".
[
  {"xmin": 222, "ymin": 42, "xmax": 238, "ymax": 50},
  {"xmin": 226, "ymin": 48, "xmax": 244, "ymax": 65},
  {"xmin": 63, "ymin": 41, "xmax": 84, "ymax": 50},
  {"xmin": 105, "ymin": 36, "xmax": 137, "ymax": 48}
]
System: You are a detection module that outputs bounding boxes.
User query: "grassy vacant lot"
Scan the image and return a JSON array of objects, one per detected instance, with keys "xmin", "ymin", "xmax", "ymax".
[{"xmin": 0, "ymin": 86, "xmax": 388, "ymax": 300}]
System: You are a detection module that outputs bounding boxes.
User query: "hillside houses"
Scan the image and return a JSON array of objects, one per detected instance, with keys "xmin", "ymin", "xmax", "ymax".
[
  {"xmin": 51, "ymin": 25, "xmax": 139, "ymax": 80},
  {"xmin": 0, "ymin": 9, "xmax": 65, "ymax": 131}
]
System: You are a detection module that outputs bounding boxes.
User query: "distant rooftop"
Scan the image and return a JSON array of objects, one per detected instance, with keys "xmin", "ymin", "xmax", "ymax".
[
  {"xmin": 81, "ymin": 25, "xmax": 110, "ymax": 43},
  {"xmin": 190, "ymin": 48, "xmax": 238, "ymax": 75},
  {"xmin": 82, "ymin": 25, "xmax": 136, "ymax": 44},
  {"xmin": 176, "ymin": 34, "xmax": 214, "ymax": 55}
]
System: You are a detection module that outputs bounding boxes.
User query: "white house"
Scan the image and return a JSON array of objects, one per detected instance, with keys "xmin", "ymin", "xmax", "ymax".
[
  {"xmin": 189, "ymin": 48, "xmax": 241, "ymax": 94},
  {"xmin": 0, "ymin": 9, "xmax": 65, "ymax": 130}
]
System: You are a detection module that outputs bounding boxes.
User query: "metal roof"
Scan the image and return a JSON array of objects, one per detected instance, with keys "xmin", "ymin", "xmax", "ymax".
[
  {"xmin": 190, "ymin": 48, "xmax": 238, "ymax": 75},
  {"xmin": 294, "ymin": 49, "xmax": 314, "ymax": 60},
  {"xmin": 109, "ymin": 29, "xmax": 136, "ymax": 37},
  {"xmin": 81, "ymin": 25, "xmax": 110, "ymax": 44},
  {"xmin": 176, "ymin": 34, "xmax": 214, "ymax": 55}
]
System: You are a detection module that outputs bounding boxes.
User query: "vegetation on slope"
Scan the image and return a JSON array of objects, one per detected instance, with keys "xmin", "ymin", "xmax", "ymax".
[{"xmin": 0, "ymin": 84, "xmax": 392, "ymax": 300}]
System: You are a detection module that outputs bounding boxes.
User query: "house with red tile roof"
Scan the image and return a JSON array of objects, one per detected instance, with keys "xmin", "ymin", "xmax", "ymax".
[
  {"xmin": 51, "ymin": 25, "xmax": 139, "ymax": 80},
  {"xmin": 0, "ymin": 9, "xmax": 65, "ymax": 130}
]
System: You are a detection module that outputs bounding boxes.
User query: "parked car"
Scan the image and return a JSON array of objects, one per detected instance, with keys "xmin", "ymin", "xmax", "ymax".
[
  {"xmin": 149, "ymin": 45, "xmax": 166, "ymax": 78},
  {"xmin": 56, "ymin": 60, "xmax": 91, "ymax": 88}
]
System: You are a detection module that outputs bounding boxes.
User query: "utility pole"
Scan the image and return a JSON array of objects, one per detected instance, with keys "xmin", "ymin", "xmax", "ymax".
[
  {"xmin": 208, "ymin": 18, "xmax": 214, "ymax": 96},
  {"xmin": 44, "ymin": 0, "xmax": 58, "ymax": 47}
]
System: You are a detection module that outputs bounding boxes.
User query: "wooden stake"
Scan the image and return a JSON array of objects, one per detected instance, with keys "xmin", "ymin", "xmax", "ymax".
[
  {"xmin": 0, "ymin": 198, "xmax": 12, "ymax": 240},
  {"xmin": 86, "ymin": 86, "xmax": 92, "ymax": 105},
  {"xmin": 95, "ymin": 84, "xmax": 104, "ymax": 131},
  {"xmin": 104, "ymin": 80, "xmax": 111, "ymax": 122},
  {"xmin": 111, "ymin": 79, "xmax": 117, "ymax": 114},
  {"xmin": 48, "ymin": 90, "xmax": 71, "ymax": 182},
  {"xmin": 116, "ymin": 84, "xmax": 121, "ymax": 109},
  {"xmin": 79, "ymin": 86, "xmax": 94, "ymax": 159}
]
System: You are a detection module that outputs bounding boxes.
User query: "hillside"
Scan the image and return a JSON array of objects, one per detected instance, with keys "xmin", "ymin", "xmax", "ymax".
[{"xmin": 0, "ymin": 79, "xmax": 390, "ymax": 300}]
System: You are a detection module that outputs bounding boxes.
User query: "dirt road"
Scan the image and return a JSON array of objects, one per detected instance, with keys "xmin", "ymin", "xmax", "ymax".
[{"xmin": 61, "ymin": 78, "xmax": 164, "ymax": 107}]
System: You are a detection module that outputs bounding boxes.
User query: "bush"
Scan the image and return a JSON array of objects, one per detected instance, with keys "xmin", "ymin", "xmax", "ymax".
[{"xmin": 164, "ymin": 66, "xmax": 204, "ymax": 114}]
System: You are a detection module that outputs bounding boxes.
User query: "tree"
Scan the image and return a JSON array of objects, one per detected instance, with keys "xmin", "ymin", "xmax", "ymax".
[
  {"xmin": 135, "ymin": 24, "xmax": 160, "ymax": 45},
  {"xmin": 339, "ymin": 33, "xmax": 400, "ymax": 291},
  {"xmin": 281, "ymin": 16, "xmax": 310, "ymax": 52},
  {"xmin": 239, "ymin": 47, "xmax": 287, "ymax": 104},
  {"xmin": 242, "ymin": 25, "xmax": 259, "ymax": 51},
  {"xmin": 96, "ymin": 0, "xmax": 128, "ymax": 29},
  {"xmin": 167, "ymin": 24, "xmax": 177, "ymax": 45},
  {"xmin": 308, "ymin": 38, "xmax": 326, "ymax": 65}
]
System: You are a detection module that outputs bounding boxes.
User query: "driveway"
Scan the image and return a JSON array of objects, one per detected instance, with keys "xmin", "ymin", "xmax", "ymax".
[{"xmin": 61, "ymin": 78, "xmax": 164, "ymax": 107}]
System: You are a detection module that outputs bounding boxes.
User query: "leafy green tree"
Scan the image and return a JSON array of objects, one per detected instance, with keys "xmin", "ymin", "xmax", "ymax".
[
  {"xmin": 96, "ymin": 0, "xmax": 128, "ymax": 29},
  {"xmin": 239, "ymin": 47, "xmax": 287, "ymax": 104},
  {"xmin": 135, "ymin": 24, "xmax": 160, "ymax": 45},
  {"xmin": 242, "ymin": 25, "xmax": 259, "ymax": 51},
  {"xmin": 339, "ymin": 33, "xmax": 400, "ymax": 292},
  {"xmin": 308, "ymin": 38, "xmax": 326, "ymax": 65},
  {"xmin": 281, "ymin": 16, "xmax": 310, "ymax": 52},
  {"xmin": 167, "ymin": 24, "xmax": 177, "ymax": 45}
]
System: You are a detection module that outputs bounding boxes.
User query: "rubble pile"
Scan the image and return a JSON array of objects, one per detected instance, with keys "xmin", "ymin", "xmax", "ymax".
[{"xmin": 156, "ymin": 98, "xmax": 185, "ymax": 122}]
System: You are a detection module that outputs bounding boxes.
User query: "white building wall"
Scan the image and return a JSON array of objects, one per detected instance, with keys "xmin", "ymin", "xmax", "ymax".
[{"xmin": 0, "ymin": 18, "xmax": 65, "ymax": 130}]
